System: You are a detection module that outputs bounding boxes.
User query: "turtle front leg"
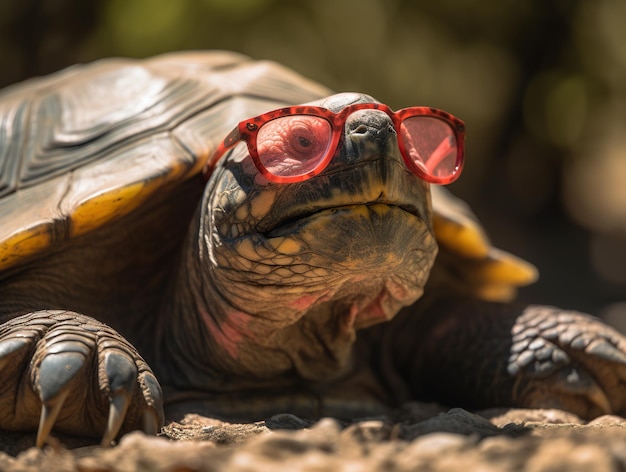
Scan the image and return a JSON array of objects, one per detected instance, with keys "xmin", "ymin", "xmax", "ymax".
[
  {"xmin": 398, "ymin": 300, "xmax": 626, "ymax": 419},
  {"xmin": 0, "ymin": 310, "xmax": 164, "ymax": 446}
]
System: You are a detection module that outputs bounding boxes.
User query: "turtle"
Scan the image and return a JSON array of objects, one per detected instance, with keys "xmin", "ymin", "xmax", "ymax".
[{"xmin": 0, "ymin": 51, "xmax": 625, "ymax": 449}]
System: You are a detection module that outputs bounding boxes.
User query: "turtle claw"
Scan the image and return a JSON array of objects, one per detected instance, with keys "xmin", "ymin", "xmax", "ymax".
[
  {"xmin": 101, "ymin": 351, "xmax": 138, "ymax": 446},
  {"xmin": 101, "ymin": 391, "xmax": 131, "ymax": 447},
  {"xmin": 550, "ymin": 366, "xmax": 612, "ymax": 414},
  {"xmin": 143, "ymin": 408, "xmax": 161, "ymax": 436},
  {"xmin": 511, "ymin": 306, "xmax": 626, "ymax": 418},
  {"xmin": 35, "ymin": 351, "xmax": 87, "ymax": 448},
  {"xmin": 0, "ymin": 311, "xmax": 164, "ymax": 446},
  {"xmin": 585, "ymin": 337, "xmax": 626, "ymax": 364},
  {"xmin": 139, "ymin": 371, "xmax": 164, "ymax": 436},
  {"xmin": 36, "ymin": 390, "xmax": 70, "ymax": 448}
]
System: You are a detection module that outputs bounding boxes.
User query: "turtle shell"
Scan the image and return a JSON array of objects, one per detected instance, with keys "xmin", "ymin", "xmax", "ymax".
[
  {"xmin": 0, "ymin": 51, "xmax": 330, "ymax": 272},
  {"xmin": 0, "ymin": 51, "xmax": 536, "ymax": 301},
  {"xmin": 430, "ymin": 184, "xmax": 538, "ymax": 301}
]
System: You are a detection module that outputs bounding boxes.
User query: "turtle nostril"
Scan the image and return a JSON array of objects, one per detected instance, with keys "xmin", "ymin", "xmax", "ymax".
[{"xmin": 349, "ymin": 123, "xmax": 396, "ymax": 137}]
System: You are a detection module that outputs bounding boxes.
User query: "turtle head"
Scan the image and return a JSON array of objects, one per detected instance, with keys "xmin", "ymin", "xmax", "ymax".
[{"xmin": 196, "ymin": 92, "xmax": 438, "ymax": 381}]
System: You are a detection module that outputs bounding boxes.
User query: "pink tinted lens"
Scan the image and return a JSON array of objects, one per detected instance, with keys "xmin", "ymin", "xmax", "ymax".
[
  {"xmin": 256, "ymin": 115, "xmax": 332, "ymax": 177},
  {"xmin": 400, "ymin": 116, "xmax": 459, "ymax": 180}
]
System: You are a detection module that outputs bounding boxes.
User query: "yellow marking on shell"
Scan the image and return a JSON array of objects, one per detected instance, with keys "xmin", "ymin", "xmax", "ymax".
[
  {"xmin": 479, "ymin": 249, "xmax": 539, "ymax": 286},
  {"xmin": 62, "ymin": 131, "xmax": 198, "ymax": 238},
  {"xmin": 0, "ymin": 227, "xmax": 51, "ymax": 271},
  {"xmin": 432, "ymin": 213, "xmax": 490, "ymax": 259},
  {"xmin": 69, "ymin": 181, "xmax": 155, "ymax": 236},
  {"xmin": 475, "ymin": 283, "xmax": 517, "ymax": 303}
]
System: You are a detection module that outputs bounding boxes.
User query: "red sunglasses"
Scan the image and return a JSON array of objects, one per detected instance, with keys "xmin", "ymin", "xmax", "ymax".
[{"xmin": 204, "ymin": 103, "xmax": 465, "ymax": 185}]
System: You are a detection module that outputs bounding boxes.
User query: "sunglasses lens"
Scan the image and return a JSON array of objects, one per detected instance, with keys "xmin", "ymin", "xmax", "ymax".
[
  {"xmin": 257, "ymin": 116, "xmax": 332, "ymax": 178},
  {"xmin": 400, "ymin": 116, "xmax": 460, "ymax": 182}
]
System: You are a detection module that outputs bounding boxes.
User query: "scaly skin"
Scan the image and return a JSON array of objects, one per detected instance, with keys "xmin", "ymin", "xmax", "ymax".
[
  {"xmin": 1, "ymin": 91, "xmax": 626, "ymax": 446},
  {"xmin": 157, "ymin": 93, "xmax": 437, "ymax": 402},
  {"xmin": 156, "ymin": 93, "xmax": 626, "ymax": 421}
]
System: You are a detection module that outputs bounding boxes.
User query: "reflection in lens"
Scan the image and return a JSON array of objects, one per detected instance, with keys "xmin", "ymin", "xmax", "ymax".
[
  {"xmin": 257, "ymin": 116, "xmax": 332, "ymax": 177},
  {"xmin": 400, "ymin": 116, "xmax": 458, "ymax": 180}
]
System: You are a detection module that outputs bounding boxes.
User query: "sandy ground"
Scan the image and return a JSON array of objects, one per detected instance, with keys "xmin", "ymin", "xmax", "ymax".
[{"xmin": 0, "ymin": 405, "xmax": 625, "ymax": 471}]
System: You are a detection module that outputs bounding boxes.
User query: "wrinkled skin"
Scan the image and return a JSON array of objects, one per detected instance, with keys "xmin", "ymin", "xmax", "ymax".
[
  {"xmin": 159, "ymin": 93, "xmax": 437, "ymax": 391},
  {"xmin": 1, "ymin": 92, "xmax": 626, "ymax": 447},
  {"xmin": 156, "ymin": 93, "xmax": 626, "ymax": 421}
]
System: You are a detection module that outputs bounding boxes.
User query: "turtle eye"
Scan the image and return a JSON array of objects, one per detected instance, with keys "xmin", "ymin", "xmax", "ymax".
[
  {"xmin": 256, "ymin": 116, "xmax": 332, "ymax": 178},
  {"xmin": 400, "ymin": 116, "xmax": 460, "ymax": 183}
]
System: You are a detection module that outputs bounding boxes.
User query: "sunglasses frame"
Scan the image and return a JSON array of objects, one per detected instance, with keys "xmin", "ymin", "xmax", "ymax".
[{"xmin": 204, "ymin": 103, "xmax": 465, "ymax": 185}]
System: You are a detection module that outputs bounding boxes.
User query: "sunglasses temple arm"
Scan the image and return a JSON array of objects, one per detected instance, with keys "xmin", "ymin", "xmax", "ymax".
[
  {"xmin": 202, "ymin": 127, "xmax": 242, "ymax": 180},
  {"xmin": 425, "ymin": 136, "xmax": 454, "ymax": 174}
]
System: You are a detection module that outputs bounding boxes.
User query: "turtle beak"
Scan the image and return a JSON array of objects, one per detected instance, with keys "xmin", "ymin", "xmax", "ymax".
[{"xmin": 333, "ymin": 108, "xmax": 402, "ymax": 174}]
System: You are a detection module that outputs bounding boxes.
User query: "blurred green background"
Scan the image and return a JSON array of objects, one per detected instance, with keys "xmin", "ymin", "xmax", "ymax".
[{"xmin": 1, "ymin": 0, "xmax": 625, "ymax": 329}]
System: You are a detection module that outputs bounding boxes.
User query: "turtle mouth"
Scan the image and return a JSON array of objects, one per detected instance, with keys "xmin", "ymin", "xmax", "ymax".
[{"xmin": 264, "ymin": 199, "xmax": 424, "ymax": 238}]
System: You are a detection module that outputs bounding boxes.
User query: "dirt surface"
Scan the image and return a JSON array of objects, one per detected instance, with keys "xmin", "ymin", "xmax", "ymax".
[{"xmin": 0, "ymin": 405, "xmax": 625, "ymax": 471}]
